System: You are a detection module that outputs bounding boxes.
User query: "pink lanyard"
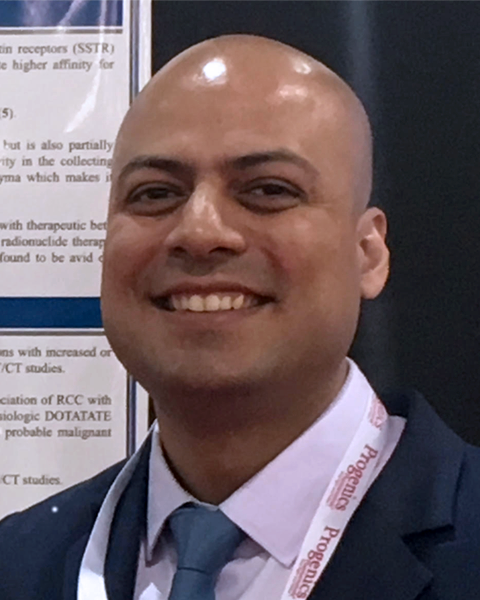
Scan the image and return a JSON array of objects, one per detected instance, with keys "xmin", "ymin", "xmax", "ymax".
[{"xmin": 78, "ymin": 394, "xmax": 396, "ymax": 600}]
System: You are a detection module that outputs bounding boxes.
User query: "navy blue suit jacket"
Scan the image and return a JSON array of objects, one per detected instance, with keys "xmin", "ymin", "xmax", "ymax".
[{"xmin": 1, "ymin": 390, "xmax": 480, "ymax": 599}]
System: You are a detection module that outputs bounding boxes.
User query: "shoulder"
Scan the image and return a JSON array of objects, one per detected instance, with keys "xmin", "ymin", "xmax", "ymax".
[
  {"xmin": 431, "ymin": 444, "xmax": 480, "ymax": 596},
  {"xmin": 455, "ymin": 443, "xmax": 480, "ymax": 519},
  {"xmin": 381, "ymin": 389, "xmax": 480, "ymax": 595},
  {"xmin": 384, "ymin": 387, "xmax": 480, "ymax": 498},
  {"xmin": 0, "ymin": 460, "xmax": 125, "ymax": 589}
]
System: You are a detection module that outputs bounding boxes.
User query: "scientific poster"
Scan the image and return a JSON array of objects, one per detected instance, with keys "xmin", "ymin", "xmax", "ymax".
[{"xmin": 0, "ymin": 0, "xmax": 151, "ymax": 517}]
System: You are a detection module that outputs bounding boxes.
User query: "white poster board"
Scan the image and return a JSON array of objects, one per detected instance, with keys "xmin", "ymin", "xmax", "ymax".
[{"xmin": 0, "ymin": 0, "xmax": 151, "ymax": 518}]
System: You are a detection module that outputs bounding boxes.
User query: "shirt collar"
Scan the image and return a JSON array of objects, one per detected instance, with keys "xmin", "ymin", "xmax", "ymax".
[
  {"xmin": 146, "ymin": 426, "xmax": 195, "ymax": 561},
  {"xmin": 146, "ymin": 359, "xmax": 372, "ymax": 567}
]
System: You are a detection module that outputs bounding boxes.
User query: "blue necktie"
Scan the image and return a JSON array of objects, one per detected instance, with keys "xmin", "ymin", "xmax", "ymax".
[{"xmin": 168, "ymin": 503, "xmax": 245, "ymax": 600}]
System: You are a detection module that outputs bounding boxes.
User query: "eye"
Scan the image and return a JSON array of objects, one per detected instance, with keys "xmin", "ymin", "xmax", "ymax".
[
  {"xmin": 127, "ymin": 184, "xmax": 186, "ymax": 214},
  {"xmin": 238, "ymin": 179, "xmax": 304, "ymax": 212},
  {"xmin": 250, "ymin": 183, "xmax": 294, "ymax": 196}
]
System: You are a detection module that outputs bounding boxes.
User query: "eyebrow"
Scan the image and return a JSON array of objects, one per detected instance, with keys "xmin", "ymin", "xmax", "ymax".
[
  {"xmin": 117, "ymin": 156, "xmax": 194, "ymax": 183},
  {"xmin": 117, "ymin": 149, "xmax": 319, "ymax": 183},
  {"xmin": 229, "ymin": 150, "xmax": 319, "ymax": 176}
]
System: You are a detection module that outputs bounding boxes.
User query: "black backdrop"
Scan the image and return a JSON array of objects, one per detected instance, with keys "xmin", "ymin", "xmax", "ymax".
[{"xmin": 151, "ymin": 1, "xmax": 480, "ymax": 444}]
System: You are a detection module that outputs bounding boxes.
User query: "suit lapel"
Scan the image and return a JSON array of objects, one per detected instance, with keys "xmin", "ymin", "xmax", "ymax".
[
  {"xmin": 104, "ymin": 435, "xmax": 152, "ymax": 600},
  {"xmin": 62, "ymin": 464, "xmax": 122, "ymax": 600},
  {"xmin": 63, "ymin": 533, "xmax": 91, "ymax": 600},
  {"xmin": 309, "ymin": 494, "xmax": 432, "ymax": 600},
  {"xmin": 61, "ymin": 438, "xmax": 151, "ymax": 600},
  {"xmin": 309, "ymin": 390, "xmax": 465, "ymax": 600},
  {"xmin": 62, "ymin": 481, "xmax": 113, "ymax": 600}
]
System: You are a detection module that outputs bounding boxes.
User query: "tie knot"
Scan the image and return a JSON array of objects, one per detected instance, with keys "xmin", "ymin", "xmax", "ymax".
[{"xmin": 169, "ymin": 503, "xmax": 245, "ymax": 577}]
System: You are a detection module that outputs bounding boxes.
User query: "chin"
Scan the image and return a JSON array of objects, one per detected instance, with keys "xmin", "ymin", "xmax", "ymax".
[{"xmin": 142, "ymin": 353, "xmax": 272, "ymax": 399}]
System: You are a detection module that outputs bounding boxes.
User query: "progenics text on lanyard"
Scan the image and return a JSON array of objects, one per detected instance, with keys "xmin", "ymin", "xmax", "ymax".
[{"xmin": 77, "ymin": 393, "xmax": 396, "ymax": 600}]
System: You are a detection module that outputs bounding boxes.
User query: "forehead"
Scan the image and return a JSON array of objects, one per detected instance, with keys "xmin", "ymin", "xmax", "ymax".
[{"xmin": 114, "ymin": 70, "xmax": 358, "ymax": 171}]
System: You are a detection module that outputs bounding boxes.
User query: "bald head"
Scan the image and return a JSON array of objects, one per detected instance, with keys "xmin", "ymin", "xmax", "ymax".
[
  {"xmin": 114, "ymin": 34, "xmax": 373, "ymax": 212},
  {"xmin": 102, "ymin": 33, "xmax": 389, "ymax": 408}
]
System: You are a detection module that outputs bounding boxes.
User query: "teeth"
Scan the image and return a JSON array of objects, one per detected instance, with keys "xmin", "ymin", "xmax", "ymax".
[
  {"xmin": 232, "ymin": 295, "xmax": 244, "ymax": 310},
  {"xmin": 188, "ymin": 295, "xmax": 204, "ymax": 312},
  {"xmin": 205, "ymin": 294, "xmax": 221, "ymax": 311},
  {"xmin": 168, "ymin": 293, "xmax": 253, "ymax": 312},
  {"xmin": 219, "ymin": 296, "xmax": 232, "ymax": 310},
  {"xmin": 171, "ymin": 296, "xmax": 182, "ymax": 311}
]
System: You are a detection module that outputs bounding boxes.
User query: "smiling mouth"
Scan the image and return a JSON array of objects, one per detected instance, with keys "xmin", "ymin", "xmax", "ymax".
[{"xmin": 153, "ymin": 292, "xmax": 273, "ymax": 313}]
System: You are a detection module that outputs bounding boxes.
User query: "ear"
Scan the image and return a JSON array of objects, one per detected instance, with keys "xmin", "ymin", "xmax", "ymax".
[{"xmin": 357, "ymin": 207, "xmax": 390, "ymax": 299}]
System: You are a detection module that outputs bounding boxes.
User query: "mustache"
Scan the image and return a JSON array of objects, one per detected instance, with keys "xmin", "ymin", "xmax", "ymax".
[{"xmin": 142, "ymin": 253, "xmax": 278, "ymax": 297}]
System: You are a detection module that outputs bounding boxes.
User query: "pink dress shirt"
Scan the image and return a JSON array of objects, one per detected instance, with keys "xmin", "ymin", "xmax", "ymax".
[{"xmin": 134, "ymin": 360, "xmax": 405, "ymax": 600}]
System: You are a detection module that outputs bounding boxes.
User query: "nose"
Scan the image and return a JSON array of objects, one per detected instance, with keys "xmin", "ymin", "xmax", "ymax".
[{"xmin": 164, "ymin": 183, "xmax": 246, "ymax": 264}]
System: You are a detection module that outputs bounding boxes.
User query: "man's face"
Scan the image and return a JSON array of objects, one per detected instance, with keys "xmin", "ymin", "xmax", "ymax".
[{"xmin": 102, "ymin": 57, "xmax": 373, "ymax": 398}]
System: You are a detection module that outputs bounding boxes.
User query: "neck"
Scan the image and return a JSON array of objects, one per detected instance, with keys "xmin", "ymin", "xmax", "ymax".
[{"xmin": 153, "ymin": 360, "xmax": 349, "ymax": 504}]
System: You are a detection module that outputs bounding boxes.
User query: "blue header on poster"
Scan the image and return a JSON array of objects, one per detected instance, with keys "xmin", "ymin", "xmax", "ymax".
[
  {"xmin": 0, "ymin": 0, "xmax": 123, "ymax": 28},
  {"xmin": 0, "ymin": 298, "xmax": 102, "ymax": 329}
]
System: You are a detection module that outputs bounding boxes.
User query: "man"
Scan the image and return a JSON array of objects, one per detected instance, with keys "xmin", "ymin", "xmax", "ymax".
[{"xmin": 1, "ymin": 35, "xmax": 480, "ymax": 600}]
